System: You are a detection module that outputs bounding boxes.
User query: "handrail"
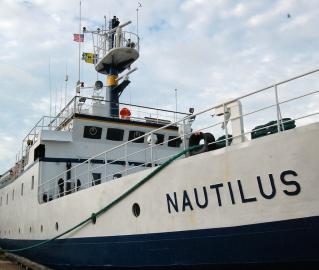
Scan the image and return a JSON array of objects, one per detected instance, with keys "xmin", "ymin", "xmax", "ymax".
[{"xmin": 38, "ymin": 68, "xmax": 319, "ymax": 198}]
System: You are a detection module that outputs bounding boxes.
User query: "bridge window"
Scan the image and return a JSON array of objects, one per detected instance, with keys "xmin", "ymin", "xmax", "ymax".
[
  {"xmin": 92, "ymin": 173, "xmax": 102, "ymax": 186},
  {"xmin": 107, "ymin": 128, "xmax": 125, "ymax": 141},
  {"xmin": 83, "ymin": 126, "xmax": 102, "ymax": 139},
  {"xmin": 42, "ymin": 193, "xmax": 48, "ymax": 202},
  {"xmin": 168, "ymin": 136, "xmax": 182, "ymax": 148},
  {"xmin": 154, "ymin": 133, "xmax": 165, "ymax": 145},
  {"xmin": 129, "ymin": 131, "xmax": 145, "ymax": 143},
  {"xmin": 58, "ymin": 178, "xmax": 64, "ymax": 197},
  {"xmin": 34, "ymin": 144, "xmax": 45, "ymax": 161},
  {"xmin": 76, "ymin": 179, "xmax": 81, "ymax": 191}
]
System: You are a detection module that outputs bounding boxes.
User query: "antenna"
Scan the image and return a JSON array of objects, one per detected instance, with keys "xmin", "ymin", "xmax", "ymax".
[
  {"xmin": 49, "ymin": 57, "xmax": 52, "ymax": 128},
  {"xmin": 174, "ymin": 88, "xmax": 178, "ymax": 122},
  {"xmin": 60, "ymin": 83, "xmax": 63, "ymax": 112},
  {"xmin": 54, "ymin": 87, "xmax": 57, "ymax": 116},
  {"xmin": 78, "ymin": 0, "xmax": 82, "ymax": 82},
  {"xmin": 136, "ymin": 2, "xmax": 142, "ymax": 38},
  {"xmin": 64, "ymin": 63, "xmax": 68, "ymax": 107}
]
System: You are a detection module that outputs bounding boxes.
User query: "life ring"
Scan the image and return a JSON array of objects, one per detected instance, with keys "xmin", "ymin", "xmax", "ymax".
[
  {"xmin": 188, "ymin": 132, "xmax": 216, "ymax": 156},
  {"xmin": 120, "ymin": 107, "xmax": 131, "ymax": 119}
]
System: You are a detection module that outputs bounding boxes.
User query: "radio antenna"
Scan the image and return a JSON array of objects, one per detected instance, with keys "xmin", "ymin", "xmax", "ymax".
[
  {"xmin": 136, "ymin": 2, "xmax": 142, "ymax": 38},
  {"xmin": 49, "ymin": 57, "xmax": 52, "ymax": 128}
]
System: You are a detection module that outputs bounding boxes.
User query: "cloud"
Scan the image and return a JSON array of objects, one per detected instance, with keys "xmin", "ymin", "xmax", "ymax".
[{"xmin": 0, "ymin": 0, "xmax": 318, "ymax": 171}]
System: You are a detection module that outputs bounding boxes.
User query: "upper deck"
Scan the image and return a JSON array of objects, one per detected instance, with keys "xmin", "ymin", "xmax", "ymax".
[
  {"xmin": 1, "ymin": 68, "xmax": 318, "ymax": 194},
  {"xmin": 0, "ymin": 95, "xmax": 189, "ymax": 187}
]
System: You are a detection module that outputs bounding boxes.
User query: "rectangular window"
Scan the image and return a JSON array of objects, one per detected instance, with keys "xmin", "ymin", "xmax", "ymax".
[
  {"xmin": 154, "ymin": 133, "xmax": 165, "ymax": 145},
  {"xmin": 0, "ymin": 196, "xmax": 2, "ymax": 206},
  {"xmin": 34, "ymin": 144, "xmax": 45, "ymax": 161},
  {"xmin": 21, "ymin": 183, "xmax": 24, "ymax": 196},
  {"xmin": 6, "ymin": 194, "xmax": 8, "ymax": 205},
  {"xmin": 12, "ymin": 189, "xmax": 14, "ymax": 201},
  {"xmin": 83, "ymin": 126, "xmax": 102, "ymax": 139},
  {"xmin": 168, "ymin": 136, "xmax": 182, "ymax": 148},
  {"xmin": 129, "ymin": 131, "xmax": 145, "ymax": 143},
  {"xmin": 106, "ymin": 128, "xmax": 124, "ymax": 141},
  {"xmin": 31, "ymin": 176, "xmax": 34, "ymax": 190},
  {"xmin": 92, "ymin": 173, "xmax": 102, "ymax": 186}
]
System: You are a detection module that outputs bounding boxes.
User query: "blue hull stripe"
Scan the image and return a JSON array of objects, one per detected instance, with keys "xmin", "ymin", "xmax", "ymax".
[{"xmin": 1, "ymin": 216, "xmax": 319, "ymax": 268}]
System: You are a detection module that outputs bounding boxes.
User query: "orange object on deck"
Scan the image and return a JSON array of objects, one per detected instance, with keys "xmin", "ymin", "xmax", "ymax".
[{"xmin": 120, "ymin": 107, "xmax": 131, "ymax": 119}]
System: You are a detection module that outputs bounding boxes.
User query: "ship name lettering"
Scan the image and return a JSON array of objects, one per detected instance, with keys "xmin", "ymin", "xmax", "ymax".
[{"xmin": 166, "ymin": 169, "xmax": 301, "ymax": 214}]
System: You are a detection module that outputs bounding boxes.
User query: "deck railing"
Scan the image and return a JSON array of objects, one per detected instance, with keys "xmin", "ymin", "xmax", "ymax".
[
  {"xmin": 8, "ymin": 96, "xmax": 188, "ymax": 181},
  {"xmin": 37, "ymin": 68, "xmax": 319, "ymax": 203}
]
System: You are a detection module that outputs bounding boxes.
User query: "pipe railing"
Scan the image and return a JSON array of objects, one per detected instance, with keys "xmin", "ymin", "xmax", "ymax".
[{"xmin": 15, "ymin": 68, "xmax": 319, "ymax": 199}]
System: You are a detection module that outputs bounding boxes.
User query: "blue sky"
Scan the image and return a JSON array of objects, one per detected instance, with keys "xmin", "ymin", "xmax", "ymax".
[{"xmin": 0, "ymin": 0, "xmax": 318, "ymax": 171}]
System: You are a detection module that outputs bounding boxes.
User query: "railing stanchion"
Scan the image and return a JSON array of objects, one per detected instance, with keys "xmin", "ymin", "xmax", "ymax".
[
  {"xmin": 274, "ymin": 85, "xmax": 282, "ymax": 132},
  {"xmin": 55, "ymin": 177, "xmax": 58, "ymax": 199},
  {"xmin": 87, "ymin": 161, "xmax": 90, "ymax": 185},
  {"xmin": 150, "ymin": 133, "xmax": 154, "ymax": 167},
  {"xmin": 182, "ymin": 119, "xmax": 186, "ymax": 151},
  {"xmin": 125, "ymin": 144, "xmax": 128, "ymax": 174},
  {"xmin": 73, "ymin": 166, "xmax": 76, "ymax": 196},
  {"xmin": 223, "ymin": 103, "xmax": 229, "ymax": 147},
  {"xmin": 104, "ymin": 152, "xmax": 107, "ymax": 182}
]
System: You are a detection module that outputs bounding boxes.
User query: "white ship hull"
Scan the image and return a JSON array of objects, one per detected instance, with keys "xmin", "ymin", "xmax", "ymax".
[{"xmin": 1, "ymin": 122, "xmax": 319, "ymax": 268}]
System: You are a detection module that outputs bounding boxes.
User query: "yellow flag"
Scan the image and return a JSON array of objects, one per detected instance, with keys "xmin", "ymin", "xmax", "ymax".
[{"xmin": 82, "ymin": 52, "xmax": 98, "ymax": 64}]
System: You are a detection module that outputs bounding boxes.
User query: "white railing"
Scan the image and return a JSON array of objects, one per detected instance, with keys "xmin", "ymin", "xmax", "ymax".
[
  {"xmin": 37, "ymin": 68, "xmax": 319, "ymax": 203},
  {"xmin": 8, "ymin": 95, "xmax": 188, "ymax": 181}
]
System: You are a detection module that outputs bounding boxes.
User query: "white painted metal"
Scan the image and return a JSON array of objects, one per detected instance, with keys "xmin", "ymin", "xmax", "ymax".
[
  {"xmin": 0, "ymin": 68, "xmax": 318, "ymax": 254},
  {"xmin": 0, "ymin": 123, "xmax": 319, "ymax": 240}
]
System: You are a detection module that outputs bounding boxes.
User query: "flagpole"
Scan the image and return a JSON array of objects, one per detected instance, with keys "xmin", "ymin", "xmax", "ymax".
[{"xmin": 78, "ymin": 0, "xmax": 81, "ymax": 84}]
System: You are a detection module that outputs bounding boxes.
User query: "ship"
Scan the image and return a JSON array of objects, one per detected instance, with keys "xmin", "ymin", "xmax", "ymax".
[{"xmin": 0, "ymin": 14, "xmax": 319, "ymax": 269}]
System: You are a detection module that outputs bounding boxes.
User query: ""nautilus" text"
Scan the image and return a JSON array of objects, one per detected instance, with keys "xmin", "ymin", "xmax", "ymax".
[{"xmin": 166, "ymin": 170, "xmax": 301, "ymax": 213}]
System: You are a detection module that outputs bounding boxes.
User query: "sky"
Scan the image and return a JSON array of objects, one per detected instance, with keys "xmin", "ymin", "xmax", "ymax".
[{"xmin": 0, "ymin": 0, "xmax": 318, "ymax": 171}]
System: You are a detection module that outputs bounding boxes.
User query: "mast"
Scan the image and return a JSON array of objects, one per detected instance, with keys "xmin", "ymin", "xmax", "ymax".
[
  {"xmin": 78, "ymin": 0, "xmax": 81, "ymax": 83},
  {"xmin": 83, "ymin": 16, "xmax": 140, "ymax": 118},
  {"xmin": 78, "ymin": 0, "xmax": 82, "ymax": 83}
]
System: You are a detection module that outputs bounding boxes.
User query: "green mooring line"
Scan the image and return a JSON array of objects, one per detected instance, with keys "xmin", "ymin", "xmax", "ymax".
[{"xmin": 0, "ymin": 145, "xmax": 199, "ymax": 253}]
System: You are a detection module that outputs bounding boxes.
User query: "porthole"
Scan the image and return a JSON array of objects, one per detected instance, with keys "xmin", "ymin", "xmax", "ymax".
[
  {"xmin": 132, "ymin": 203, "xmax": 140, "ymax": 217},
  {"xmin": 55, "ymin": 222, "xmax": 59, "ymax": 231}
]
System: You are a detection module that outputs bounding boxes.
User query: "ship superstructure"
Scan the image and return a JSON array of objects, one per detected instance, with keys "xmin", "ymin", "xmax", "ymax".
[{"xmin": 0, "ymin": 17, "xmax": 188, "ymax": 201}]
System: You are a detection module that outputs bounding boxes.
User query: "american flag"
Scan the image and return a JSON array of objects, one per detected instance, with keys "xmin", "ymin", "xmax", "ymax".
[{"xmin": 73, "ymin": 34, "xmax": 84, "ymax": 42}]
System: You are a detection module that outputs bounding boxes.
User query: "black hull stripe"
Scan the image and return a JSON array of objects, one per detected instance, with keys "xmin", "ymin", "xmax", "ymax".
[{"xmin": 0, "ymin": 216, "xmax": 319, "ymax": 268}]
